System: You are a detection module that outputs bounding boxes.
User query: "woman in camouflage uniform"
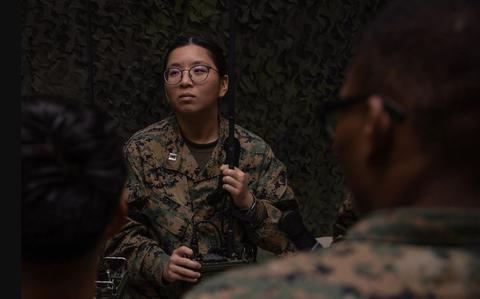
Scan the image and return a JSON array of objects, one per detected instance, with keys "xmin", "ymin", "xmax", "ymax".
[{"xmin": 105, "ymin": 36, "xmax": 297, "ymax": 298}]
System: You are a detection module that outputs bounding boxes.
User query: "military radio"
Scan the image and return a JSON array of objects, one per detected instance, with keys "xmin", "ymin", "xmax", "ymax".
[{"xmin": 190, "ymin": 211, "xmax": 255, "ymax": 276}]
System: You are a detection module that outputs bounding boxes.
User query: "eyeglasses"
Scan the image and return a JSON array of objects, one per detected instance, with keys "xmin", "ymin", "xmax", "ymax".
[
  {"xmin": 319, "ymin": 95, "xmax": 406, "ymax": 142},
  {"xmin": 163, "ymin": 65, "xmax": 218, "ymax": 85}
]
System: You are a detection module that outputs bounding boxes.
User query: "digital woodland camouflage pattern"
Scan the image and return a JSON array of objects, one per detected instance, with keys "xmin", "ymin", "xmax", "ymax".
[
  {"xmin": 105, "ymin": 116, "xmax": 297, "ymax": 298},
  {"xmin": 185, "ymin": 208, "xmax": 480, "ymax": 299}
]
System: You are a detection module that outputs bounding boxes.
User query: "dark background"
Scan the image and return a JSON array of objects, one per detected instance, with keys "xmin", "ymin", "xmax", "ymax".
[{"xmin": 20, "ymin": 0, "xmax": 386, "ymax": 237}]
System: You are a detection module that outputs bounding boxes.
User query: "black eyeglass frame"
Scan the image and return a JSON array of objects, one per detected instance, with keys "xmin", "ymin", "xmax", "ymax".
[
  {"xmin": 319, "ymin": 95, "xmax": 407, "ymax": 141},
  {"xmin": 163, "ymin": 65, "xmax": 219, "ymax": 85}
]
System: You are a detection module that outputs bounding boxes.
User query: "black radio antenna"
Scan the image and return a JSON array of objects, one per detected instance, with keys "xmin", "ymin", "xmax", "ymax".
[
  {"xmin": 223, "ymin": 0, "xmax": 240, "ymax": 258},
  {"xmin": 86, "ymin": 0, "xmax": 96, "ymax": 106},
  {"xmin": 225, "ymin": 0, "xmax": 240, "ymax": 170}
]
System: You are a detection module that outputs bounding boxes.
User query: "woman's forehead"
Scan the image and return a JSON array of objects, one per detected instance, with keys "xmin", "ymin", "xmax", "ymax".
[{"xmin": 167, "ymin": 44, "xmax": 214, "ymax": 67}]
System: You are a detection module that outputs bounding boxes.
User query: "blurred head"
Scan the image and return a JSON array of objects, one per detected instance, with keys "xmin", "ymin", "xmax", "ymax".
[
  {"xmin": 21, "ymin": 95, "xmax": 127, "ymax": 265},
  {"xmin": 331, "ymin": 0, "xmax": 480, "ymax": 213},
  {"xmin": 163, "ymin": 36, "xmax": 229, "ymax": 116}
]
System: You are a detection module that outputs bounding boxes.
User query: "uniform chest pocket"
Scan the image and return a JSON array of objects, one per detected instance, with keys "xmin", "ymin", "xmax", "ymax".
[
  {"xmin": 144, "ymin": 167, "xmax": 192, "ymax": 239},
  {"xmin": 145, "ymin": 167, "xmax": 191, "ymax": 206}
]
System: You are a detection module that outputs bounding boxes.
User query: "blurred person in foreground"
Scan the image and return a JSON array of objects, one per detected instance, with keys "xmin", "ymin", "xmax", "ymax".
[
  {"xmin": 21, "ymin": 96, "xmax": 128, "ymax": 299},
  {"xmin": 184, "ymin": 0, "xmax": 480, "ymax": 298}
]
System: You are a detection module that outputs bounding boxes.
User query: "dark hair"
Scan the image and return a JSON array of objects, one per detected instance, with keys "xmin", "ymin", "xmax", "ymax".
[
  {"xmin": 21, "ymin": 95, "xmax": 127, "ymax": 262},
  {"xmin": 163, "ymin": 35, "xmax": 227, "ymax": 76},
  {"xmin": 348, "ymin": 0, "xmax": 480, "ymax": 170}
]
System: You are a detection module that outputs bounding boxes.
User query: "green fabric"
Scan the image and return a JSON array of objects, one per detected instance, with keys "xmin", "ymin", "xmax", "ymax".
[{"xmin": 183, "ymin": 137, "xmax": 218, "ymax": 171}]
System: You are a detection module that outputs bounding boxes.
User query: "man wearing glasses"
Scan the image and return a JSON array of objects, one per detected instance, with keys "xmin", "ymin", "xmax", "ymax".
[{"xmin": 184, "ymin": 1, "xmax": 480, "ymax": 298}]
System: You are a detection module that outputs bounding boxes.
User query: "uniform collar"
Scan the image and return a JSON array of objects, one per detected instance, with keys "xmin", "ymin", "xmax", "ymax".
[
  {"xmin": 162, "ymin": 116, "xmax": 229, "ymax": 181},
  {"xmin": 346, "ymin": 207, "xmax": 480, "ymax": 247}
]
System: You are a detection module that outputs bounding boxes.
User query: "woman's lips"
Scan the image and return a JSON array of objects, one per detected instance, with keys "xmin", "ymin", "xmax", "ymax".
[
  {"xmin": 179, "ymin": 93, "xmax": 195, "ymax": 98},
  {"xmin": 178, "ymin": 94, "xmax": 196, "ymax": 101}
]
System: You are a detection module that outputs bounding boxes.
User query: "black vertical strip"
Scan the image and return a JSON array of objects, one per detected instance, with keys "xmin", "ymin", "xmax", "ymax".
[
  {"xmin": 226, "ymin": 0, "xmax": 237, "ymax": 168},
  {"xmin": 228, "ymin": 0, "xmax": 236, "ymax": 117},
  {"xmin": 86, "ymin": 0, "xmax": 95, "ymax": 106}
]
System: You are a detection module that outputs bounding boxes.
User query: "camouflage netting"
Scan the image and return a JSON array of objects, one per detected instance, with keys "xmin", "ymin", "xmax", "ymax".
[{"xmin": 21, "ymin": 0, "xmax": 387, "ymax": 236}]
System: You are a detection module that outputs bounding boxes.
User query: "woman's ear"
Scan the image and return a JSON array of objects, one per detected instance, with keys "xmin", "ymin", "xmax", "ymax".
[{"xmin": 218, "ymin": 74, "xmax": 229, "ymax": 98}]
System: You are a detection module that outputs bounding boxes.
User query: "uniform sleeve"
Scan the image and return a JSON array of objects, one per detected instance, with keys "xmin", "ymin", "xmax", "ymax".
[
  {"xmin": 104, "ymin": 140, "xmax": 173, "ymax": 296},
  {"xmin": 244, "ymin": 144, "xmax": 298, "ymax": 254}
]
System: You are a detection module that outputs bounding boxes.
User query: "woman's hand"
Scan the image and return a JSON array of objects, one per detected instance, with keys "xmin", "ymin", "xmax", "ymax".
[
  {"xmin": 220, "ymin": 164, "xmax": 254, "ymax": 209},
  {"xmin": 162, "ymin": 246, "xmax": 201, "ymax": 283}
]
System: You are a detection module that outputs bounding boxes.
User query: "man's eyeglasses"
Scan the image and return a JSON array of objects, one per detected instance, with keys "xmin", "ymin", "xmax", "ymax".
[
  {"xmin": 319, "ymin": 95, "xmax": 406, "ymax": 142},
  {"xmin": 164, "ymin": 65, "xmax": 218, "ymax": 85}
]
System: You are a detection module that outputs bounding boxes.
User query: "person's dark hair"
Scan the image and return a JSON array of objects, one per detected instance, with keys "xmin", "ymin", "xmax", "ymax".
[
  {"xmin": 348, "ymin": 0, "xmax": 480, "ymax": 171},
  {"xmin": 21, "ymin": 95, "xmax": 127, "ymax": 262},
  {"xmin": 163, "ymin": 35, "xmax": 227, "ymax": 76}
]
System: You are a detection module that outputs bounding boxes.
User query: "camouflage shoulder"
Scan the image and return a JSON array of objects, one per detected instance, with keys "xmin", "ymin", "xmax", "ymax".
[
  {"xmin": 234, "ymin": 124, "xmax": 271, "ymax": 155},
  {"xmin": 123, "ymin": 116, "xmax": 175, "ymax": 151},
  {"xmin": 184, "ymin": 250, "xmax": 342, "ymax": 299},
  {"xmin": 186, "ymin": 233, "xmax": 480, "ymax": 299}
]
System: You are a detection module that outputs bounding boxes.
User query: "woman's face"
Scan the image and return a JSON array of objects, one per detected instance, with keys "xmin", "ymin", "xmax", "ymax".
[{"xmin": 164, "ymin": 44, "xmax": 228, "ymax": 116}]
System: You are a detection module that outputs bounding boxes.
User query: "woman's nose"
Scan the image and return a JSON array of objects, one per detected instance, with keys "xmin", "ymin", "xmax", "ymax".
[{"xmin": 179, "ymin": 71, "xmax": 194, "ymax": 86}]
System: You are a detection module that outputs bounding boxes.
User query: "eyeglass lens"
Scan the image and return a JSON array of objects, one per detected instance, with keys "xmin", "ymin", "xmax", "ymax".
[{"xmin": 164, "ymin": 65, "xmax": 210, "ymax": 84}]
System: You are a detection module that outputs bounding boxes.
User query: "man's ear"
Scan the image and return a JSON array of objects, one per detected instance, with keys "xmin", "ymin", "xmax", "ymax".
[
  {"xmin": 363, "ymin": 95, "xmax": 395, "ymax": 164},
  {"xmin": 105, "ymin": 189, "xmax": 128, "ymax": 239},
  {"xmin": 218, "ymin": 74, "xmax": 229, "ymax": 98}
]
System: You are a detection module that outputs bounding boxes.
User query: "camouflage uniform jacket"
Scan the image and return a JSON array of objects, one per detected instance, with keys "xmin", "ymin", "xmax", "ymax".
[
  {"xmin": 105, "ymin": 115, "xmax": 297, "ymax": 298},
  {"xmin": 184, "ymin": 208, "xmax": 480, "ymax": 299}
]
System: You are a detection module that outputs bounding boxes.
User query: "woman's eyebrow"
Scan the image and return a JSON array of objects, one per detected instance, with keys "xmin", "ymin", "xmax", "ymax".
[
  {"xmin": 168, "ymin": 60, "xmax": 209, "ymax": 68},
  {"xmin": 190, "ymin": 60, "xmax": 208, "ymax": 65}
]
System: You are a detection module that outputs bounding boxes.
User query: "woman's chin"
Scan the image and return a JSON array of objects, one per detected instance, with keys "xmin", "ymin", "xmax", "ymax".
[
  {"xmin": 173, "ymin": 103, "xmax": 217, "ymax": 117},
  {"xmin": 175, "ymin": 105, "xmax": 200, "ymax": 114}
]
